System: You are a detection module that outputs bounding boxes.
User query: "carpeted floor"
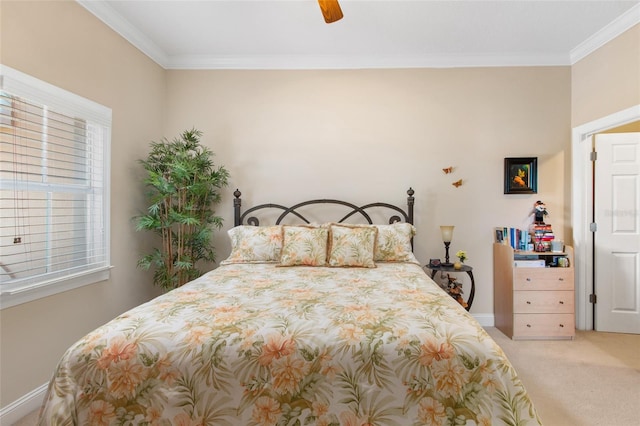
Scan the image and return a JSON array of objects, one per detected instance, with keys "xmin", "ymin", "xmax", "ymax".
[
  {"xmin": 13, "ymin": 327, "xmax": 640, "ymax": 425},
  {"xmin": 486, "ymin": 327, "xmax": 640, "ymax": 426}
]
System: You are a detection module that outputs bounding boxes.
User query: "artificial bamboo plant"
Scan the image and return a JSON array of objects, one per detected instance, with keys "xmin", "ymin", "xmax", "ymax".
[{"xmin": 135, "ymin": 129, "xmax": 229, "ymax": 290}]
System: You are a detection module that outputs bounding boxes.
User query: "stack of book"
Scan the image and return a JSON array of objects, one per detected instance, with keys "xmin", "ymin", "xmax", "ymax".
[
  {"xmin": 531, "ymin": 223, "xmax": 554, "ymax": 252},
  {"xmin": 514, "ymin": 258, "xmax": 546, "ymax": 268}
]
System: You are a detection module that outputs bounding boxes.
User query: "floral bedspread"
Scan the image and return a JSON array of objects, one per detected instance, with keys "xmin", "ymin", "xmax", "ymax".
[{"xmin": 39, "ymin": 263, "xmax": 540, "ymax": 425}]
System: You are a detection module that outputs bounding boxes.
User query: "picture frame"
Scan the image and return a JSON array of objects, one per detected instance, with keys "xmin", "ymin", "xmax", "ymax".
[
  {"xmin": 429, "ymin": 258, "xmax": 441, "ymax": 268},
  {"xmin": 504, "ymin": 157, "xmax": 537, "ymax": 194}
]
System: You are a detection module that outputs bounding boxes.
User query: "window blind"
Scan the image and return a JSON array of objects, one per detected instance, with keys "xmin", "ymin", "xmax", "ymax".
[{"xmin": 0, "ymin": 66, "xmax": 111, "ymax": 302}]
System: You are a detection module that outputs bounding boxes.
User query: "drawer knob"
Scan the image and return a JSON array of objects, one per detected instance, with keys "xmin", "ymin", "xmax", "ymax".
[
  {"xmin": 559, "ymin": 301, "xmax": 564, "ymax": 304},
  {"xmin": 526, "ymin": 278, "xmax": 532, "ymax": 282},
  {"xmin": 558, "ymin": 278, "xmax": 564, "ymax": 281},
  {"xmin": 559, "ymin": 324, "xmax": 564, "ymax": 328},
  {"xmin": 526, "ymin": 324, "xmax": 532, "ymax": 328},
  {"xmin": 526, "ymin": 301, "xmax": 531, "ymax": 304}
]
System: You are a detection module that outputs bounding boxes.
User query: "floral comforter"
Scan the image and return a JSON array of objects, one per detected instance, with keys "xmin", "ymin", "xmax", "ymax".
[{"xmin": 39, "ymin": 263, "xmax": 540, "ymax": 425}]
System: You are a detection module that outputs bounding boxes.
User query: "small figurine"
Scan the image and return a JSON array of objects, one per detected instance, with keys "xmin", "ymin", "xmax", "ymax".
[
  {"xmin": 444, "ymin": 274, "xmax": 468, "ymax": 308},
  {"xmin": 532, "ymin": 200, "xmax": 548, "ymax": 225}
]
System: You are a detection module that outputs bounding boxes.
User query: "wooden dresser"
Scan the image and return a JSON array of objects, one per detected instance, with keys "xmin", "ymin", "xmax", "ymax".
[{"xmin": 493, "ymin": 243, "xmax": 575, "ymax": 340}]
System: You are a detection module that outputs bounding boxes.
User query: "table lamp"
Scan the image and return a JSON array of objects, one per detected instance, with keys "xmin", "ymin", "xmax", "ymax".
[{"xmin": 440, "ymin": 225, "xmax": 454, "ymax": 266}]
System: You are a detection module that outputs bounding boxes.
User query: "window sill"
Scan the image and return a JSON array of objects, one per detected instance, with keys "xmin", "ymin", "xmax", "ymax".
[{"xmin": 0, "ymin": 267, "xmax": 112, "ymax": 310}]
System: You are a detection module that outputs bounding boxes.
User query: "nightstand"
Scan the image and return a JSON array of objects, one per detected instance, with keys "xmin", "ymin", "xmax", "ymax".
[
  {"xmin": 425, "ymin": 264, "xmax": 475, "ymax": 311},
  {"xmin": 493, "ymin": 243, "xmax": 574, "ymax": 339}
]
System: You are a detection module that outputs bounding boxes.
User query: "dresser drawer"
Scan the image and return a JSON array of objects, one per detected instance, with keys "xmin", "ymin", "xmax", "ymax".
[
  {"xmin": 514, "ymin": 291, "xmax": 574, "ymax": 313},
  {"xmin": 514, "ymin": 268, "xmax": 573, "ymax": 291},
  {"xmin": 514, "ymin": 313, "xmax": 575, "ymax": 338}
]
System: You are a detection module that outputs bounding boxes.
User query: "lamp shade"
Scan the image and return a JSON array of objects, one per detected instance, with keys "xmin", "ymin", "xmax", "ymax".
[{"xmin": 440, "ymin": 225, "xmax": 455, "ymax": 243}]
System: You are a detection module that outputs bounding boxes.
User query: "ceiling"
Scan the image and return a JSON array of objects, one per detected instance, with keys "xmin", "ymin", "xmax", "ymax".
[{"xmin": 78, "ymin": 0, "xmax": 640, "ymax": 70}]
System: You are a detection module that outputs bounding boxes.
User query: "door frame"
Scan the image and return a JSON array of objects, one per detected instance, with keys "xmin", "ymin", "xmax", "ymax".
[{"xmin": 571, "ymin": 104, "xmax": 640, "ymax": 330}]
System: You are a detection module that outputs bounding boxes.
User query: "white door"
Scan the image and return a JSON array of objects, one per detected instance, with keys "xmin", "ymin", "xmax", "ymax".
[{"xmin": 594, "ymin": 133, "xmax": 640, "ymax": 334}]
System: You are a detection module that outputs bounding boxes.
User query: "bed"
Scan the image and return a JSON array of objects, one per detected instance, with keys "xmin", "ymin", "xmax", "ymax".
[{"xmin": 39, "ymin": 188, "xmax": 540, "ymax": 425}]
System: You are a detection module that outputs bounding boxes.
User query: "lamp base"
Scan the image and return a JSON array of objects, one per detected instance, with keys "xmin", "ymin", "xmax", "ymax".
[
  {"xmin": 441, "ymin": 262, "xmax": 454, "ymax": 267},
  {"xmin": 443, "ymin": 241, "xmax": 452, "ymax": 267}
]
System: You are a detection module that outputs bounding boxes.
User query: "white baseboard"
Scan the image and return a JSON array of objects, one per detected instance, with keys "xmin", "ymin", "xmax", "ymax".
[
  {"xmin": 0, "ymin": 383, "xmax": 47, "ymax": 425},
  {"xmin": 472, "ymin": 313, "xmax": 495, "ymax": 327}
]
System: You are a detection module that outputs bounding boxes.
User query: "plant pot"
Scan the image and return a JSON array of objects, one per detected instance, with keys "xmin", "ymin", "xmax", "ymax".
[{"xmin": 454, "ymin": 261, "xmax": 462, "ymax": 270}]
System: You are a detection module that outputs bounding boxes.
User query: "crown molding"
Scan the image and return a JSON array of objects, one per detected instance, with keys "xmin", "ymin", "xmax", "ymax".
[
  {"xmin": 165, "ymin": 53, "xmax": 570, "ymax": 70},
  {"xmin": 77, "ymin": 0, "xmax": 169, "ymax": 68},
  {"xmin": 78, "ymin": 0, "xmax": 634, "ymax": 71},
  {"xmin": 570, "ymin": 3, "xmax": 640, "ymax": 65}
]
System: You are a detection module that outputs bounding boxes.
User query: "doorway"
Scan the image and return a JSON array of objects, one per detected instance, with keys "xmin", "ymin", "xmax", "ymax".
[
  {"xmin": 572, "ymin": 105, "xmax": 640, "ymax": 331},
  {"xmin": 593, "ymin": 133, "xmax": 640, "ymax": 333}
]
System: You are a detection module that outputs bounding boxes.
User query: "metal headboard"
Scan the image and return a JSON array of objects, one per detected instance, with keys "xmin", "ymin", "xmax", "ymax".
[{"xmin": 234, "ymin": 188, "xmax": 415, "ymax": 227}]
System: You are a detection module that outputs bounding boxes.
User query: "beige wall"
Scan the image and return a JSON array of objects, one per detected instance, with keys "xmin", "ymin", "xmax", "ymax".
[
  {"xmin": 2, "ymin": 0, "xmax": 635, "ymax": 411},
  {"xmin": 164, "ymin": 66, "xmax": 571, "ymax": 317},
  {"xmin": 572, "ymin": 24, "xmax": 640, "ymax": 127},
  {"xmin": 0, "ymin": 1, "xmax": 165, "ymax": 405}
]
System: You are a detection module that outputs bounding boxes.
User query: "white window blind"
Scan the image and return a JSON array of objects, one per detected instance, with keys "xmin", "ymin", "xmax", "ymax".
[{"xmin": 0, "ymin": 65, "xmax": 111, "ymax": 308}]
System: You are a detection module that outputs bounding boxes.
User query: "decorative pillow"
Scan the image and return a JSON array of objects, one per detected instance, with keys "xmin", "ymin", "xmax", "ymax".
[
  {"xmin": 327, "ymin": 224, "xmax": 377, "ymax": 268},
  {"xmin": 220, "ymin": 225, "xmax": 283, "ymax": 265},
  {"xmin": 279, "ymin": 225, "xmax": 329, "ymax": 266},
  {"xmin": 374, "ymin": 222, "xmax": 418, "ymax": 263}
]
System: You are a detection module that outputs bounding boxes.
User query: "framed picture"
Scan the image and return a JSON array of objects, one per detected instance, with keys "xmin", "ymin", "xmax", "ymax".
[
  {"xmin": 429, "ymin": 258, "xmax": 441, "ymax": 268},
  {"xmin": 504, "ymin": 157, "xmax": 537, "ymax": 194}
]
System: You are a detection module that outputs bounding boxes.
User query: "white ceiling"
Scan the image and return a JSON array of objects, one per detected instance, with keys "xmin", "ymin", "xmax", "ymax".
[{"xmin": 78, "ymin": 0, "xmax": 640, "ymax": 70}]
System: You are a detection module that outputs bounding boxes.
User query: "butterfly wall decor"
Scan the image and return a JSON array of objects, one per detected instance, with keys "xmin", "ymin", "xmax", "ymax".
[
  {"xmin": 442, "ymin": 167, "xmax": 453, "ymax": 174},
  {"xmin": 452, "ymin": 179, "xmax": 463, "ymax": 188}
]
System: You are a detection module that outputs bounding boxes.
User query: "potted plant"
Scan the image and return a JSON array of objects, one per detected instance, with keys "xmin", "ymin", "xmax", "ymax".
[{"xmin": 135, "ymin": 128, "xmax": 229, "ymax": 290}]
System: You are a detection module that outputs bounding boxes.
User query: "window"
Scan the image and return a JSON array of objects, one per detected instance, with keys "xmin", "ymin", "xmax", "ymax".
[{"xmin": 0, "ymin": 65, "xmax": 111, "ymax": 309}]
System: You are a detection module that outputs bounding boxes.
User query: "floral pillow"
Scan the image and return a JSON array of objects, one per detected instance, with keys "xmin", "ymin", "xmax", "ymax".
[
  {"xmin": 220, "ymin": 225, "xmax": 283, "ymax": 265},
  {"xmin": 327, "ymin": 224, "xmax": 377, "ymax": 268},
  {"xmin": 279, "ymin": 225, "xmax": 329, "ymax": 266},
  {"xmin": 374, "ymin": 222, "xmax": 419, "ymax": 264}
]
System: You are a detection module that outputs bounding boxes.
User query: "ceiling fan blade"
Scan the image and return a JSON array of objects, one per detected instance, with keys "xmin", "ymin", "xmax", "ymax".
[{"xmin": 318, "ymin": 0, "xmax": 343, "ymax": 23}]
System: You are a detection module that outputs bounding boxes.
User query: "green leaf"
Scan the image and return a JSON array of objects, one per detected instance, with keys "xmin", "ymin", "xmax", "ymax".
[{"xmin": 134, "ymin": 128, "xmax": 229, "ymax": 289}]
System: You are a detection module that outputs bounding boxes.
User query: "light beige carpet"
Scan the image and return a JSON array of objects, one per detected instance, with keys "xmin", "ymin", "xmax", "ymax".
[
  {"xmin": 13, "ymin": 328, "xmax": 640, "ymax": 425},
  {"xmin": 486, "ymin": 327, "xmax": 640, "ymax": 426}
]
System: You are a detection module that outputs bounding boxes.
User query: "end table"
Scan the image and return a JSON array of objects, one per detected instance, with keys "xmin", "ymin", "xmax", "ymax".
[{"xmin": 425, "ymin": 264, "xmax": 475, "ymax": 311}]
